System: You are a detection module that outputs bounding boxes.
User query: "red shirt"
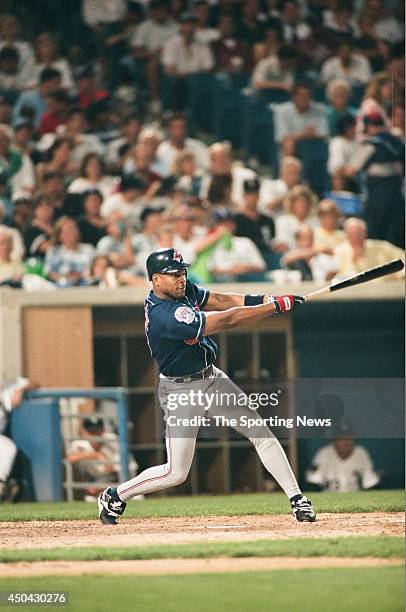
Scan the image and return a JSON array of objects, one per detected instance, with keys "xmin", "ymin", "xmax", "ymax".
[{"xmin": 39, "ymin": 111, "xmax": 66, "ymax": 134}]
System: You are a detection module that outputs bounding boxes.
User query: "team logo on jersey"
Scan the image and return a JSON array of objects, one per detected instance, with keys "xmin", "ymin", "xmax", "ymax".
[
  {"xmin": 173, "ymin": 250, "xmax": 183, "ymax": 262},
  {"xmin": 174, "ymin": 306, "xmax": 195, "ymax": 324}
]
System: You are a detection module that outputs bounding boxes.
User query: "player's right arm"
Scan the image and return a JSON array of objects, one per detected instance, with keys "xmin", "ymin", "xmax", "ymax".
[{"xmin": 203, "ymin": 295, "xmax": 303, "ymax": 335}]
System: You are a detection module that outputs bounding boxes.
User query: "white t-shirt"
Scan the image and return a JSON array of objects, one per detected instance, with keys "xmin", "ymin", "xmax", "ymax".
[
  {"xmin": 156, "ymin": 138, "xmax": 210, "ymax": 175},
  {"xmin": 328, "ymin": 136, "xmax": 356, "ymax": 175},
  {"xmin": 100, "ymin": 193, "xmax": 143, "ymax": 227},
  {"xmin": 258, "ymin": 177, "xmax": 289, "ymax": 217},
  {"xmin": 275, "ymin": 214, "xmax": 319, "ymax": 250},
  {"xmin": 132, "ymin": 19, "xmax": 178, "ymax": 52},
  {"xmin": 306, "ymin": 444, "xmax": 380, "ymax": 492},
  {"xmin": 162, "ymin": 35, "xmax": 214, "ymax": 75},
  {"xmin": 68, "ymin": 176, "xmax": 119, "ymax": 199},
  {"xmin": 208, "ymin": 236, "xmax": 266, "ymax": 272},
  {"xmin": 321, "ymin": 54, "xmax": 372, "ymax": 86}
]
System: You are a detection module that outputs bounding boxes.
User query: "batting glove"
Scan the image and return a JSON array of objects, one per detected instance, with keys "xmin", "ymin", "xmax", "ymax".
[{"xmin": 269, "ymin": 295, "xmax": 305, "ymax": 314}]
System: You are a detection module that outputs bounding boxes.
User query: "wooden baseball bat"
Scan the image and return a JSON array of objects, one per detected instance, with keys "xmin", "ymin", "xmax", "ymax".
[{"xmin": 304, "ymin": 259, "xmax": 404, "ymax": 302}]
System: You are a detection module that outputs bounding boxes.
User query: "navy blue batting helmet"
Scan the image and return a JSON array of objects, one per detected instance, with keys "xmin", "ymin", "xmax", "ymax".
[{"xmin": 146, "ymin": 248, "xmax": 190, "ymax": 280}]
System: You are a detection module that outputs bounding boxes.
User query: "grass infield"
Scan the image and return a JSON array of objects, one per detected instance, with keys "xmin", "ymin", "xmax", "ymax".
[
  {"xmin": 0, "ymin": 490, "xmax": 402, "ymax": 522},
  {"xmin": 0, "ymin": 536, "xmax": 402, "ymax": 564},
  {"xmin": 0, "ymin": 568, "xmax": 402, "ymax": 612}
]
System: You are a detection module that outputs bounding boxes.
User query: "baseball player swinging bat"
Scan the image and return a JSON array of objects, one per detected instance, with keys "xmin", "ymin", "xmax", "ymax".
[{"xmin": 304, "ymin": 259, "xmax": 404, "ymax": 302}]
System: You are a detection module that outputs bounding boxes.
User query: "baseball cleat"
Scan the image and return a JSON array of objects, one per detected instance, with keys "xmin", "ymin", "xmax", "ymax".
[
  {"xmin": 291, "ymin": 495, "xmax": 316, "ymax": 522},
  {"xmin": 98, "ymin": 488, "xmax": 127, "ymax": 525}
]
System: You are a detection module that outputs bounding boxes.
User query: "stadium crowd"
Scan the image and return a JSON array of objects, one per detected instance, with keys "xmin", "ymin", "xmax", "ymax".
[{"xmin": 0, "ymin": 0, "xmax": 404, "ymax": 289}]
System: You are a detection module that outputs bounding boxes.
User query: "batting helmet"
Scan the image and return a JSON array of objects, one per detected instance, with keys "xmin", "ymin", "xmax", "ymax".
[{"xmin": 146, "ymin": 248, "xmax": 190, "ymax": 280}]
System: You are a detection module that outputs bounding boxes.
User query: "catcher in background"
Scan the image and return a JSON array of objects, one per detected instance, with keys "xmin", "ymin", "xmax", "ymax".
[
  {"xmin": 306, "ymin": 420, "xmax": 381, "ymax": 493},
  {"xmin": 98, "ymin": 247, "xmax": 316, "ymax": 525}
]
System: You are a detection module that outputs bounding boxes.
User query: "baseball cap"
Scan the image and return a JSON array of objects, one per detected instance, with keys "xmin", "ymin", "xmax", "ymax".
[{"xmin": 243, "ymin": 177, "xmax": 261, "ymax": 193}]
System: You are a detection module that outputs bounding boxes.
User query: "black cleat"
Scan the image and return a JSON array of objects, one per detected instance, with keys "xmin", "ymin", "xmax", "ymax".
[
  {"xmin": 98, "ymin": 488, "xmax": 127, "ymax": 525},
  {"xmin": 291, "ymin": 495, "xmax": 316, "ymax": 522}
]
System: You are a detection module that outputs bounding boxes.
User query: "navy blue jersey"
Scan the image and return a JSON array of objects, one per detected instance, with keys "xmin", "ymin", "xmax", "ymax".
[{"xmin": 144, "ymin": 280, "xmax": 217, "ymax": 376}]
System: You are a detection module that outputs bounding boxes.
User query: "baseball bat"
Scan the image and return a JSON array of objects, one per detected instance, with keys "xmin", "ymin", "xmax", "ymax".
[{"xmin": 304, "ymin": 259, "xmax": 404, "ymax": 301}]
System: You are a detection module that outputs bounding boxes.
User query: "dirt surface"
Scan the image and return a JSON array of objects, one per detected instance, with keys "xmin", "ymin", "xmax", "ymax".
[
  {"xmin": 0, "ymin": 513, "xmax": 403, "ymax": 550},
  {"xmin": 0, "ymin": 557, "xmax": 403, "ymax": 577}
]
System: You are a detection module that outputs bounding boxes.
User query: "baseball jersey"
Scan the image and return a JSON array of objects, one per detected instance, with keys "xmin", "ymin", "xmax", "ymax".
[{"xmin": 144, "ymin": 280, "xmax": 217, "ymax": 377}]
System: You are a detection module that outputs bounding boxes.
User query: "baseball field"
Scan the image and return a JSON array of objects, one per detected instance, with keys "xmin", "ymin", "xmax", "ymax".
[{"xmin": 0, "ymin": 490, "xmax": 403, "ymax": 611}]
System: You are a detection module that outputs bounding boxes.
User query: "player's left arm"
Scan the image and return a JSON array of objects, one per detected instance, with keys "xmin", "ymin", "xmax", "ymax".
[{"xmin": 203, "ymin": 291, "xmax": 267, "ymax": 311}]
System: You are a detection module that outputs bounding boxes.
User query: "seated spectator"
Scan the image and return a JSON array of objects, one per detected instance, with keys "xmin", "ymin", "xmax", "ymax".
[
  {"xmin": 251, "ymin": 44, "xmax": 298, "ymax": 98},
  {"xmin": 44, "ymin": 216, "xmax": 95, "ymax": 287},
  {"xmin": 274, "ymin": 185, "xmax": 319, "ymax": 250},
  {"xmin": 323, "ymin": 2, "xmax": 356, "ymax": 45},
  {"xmin": 77, "ymin": 189, "xmax": 107, "ymax": 247},
  {"xmin": 90, "ymin": 254, "xmax": 146, "ymax": 288},
  {"xmin": 282, "ymin": 223, "xmax": 338, "ymax": 281},
  {"xmin": 23, "ymin": 194, "xmax": 55, "ymax": 259},
  {"xmin": 68, "ymin": 152, "xmax": 118, "ymax": 199},
  {"xmin": 76, "ymin": 65, "xmax": 108, "ymax": 110},
  {"xmin": 279, "ymin": 0, "xmax": 311, "ymax": 45},
  {"xmin": 314, "ymin": 200, "xmax": 345, "ymax": 250},
  {"xmin": 157, "ymin": 113, "xmax": 209, "ymax": 176},
  {"xmin": 207, "ymin": 208, "xmax": 266, "ymax": 282},
  {"xmin": 259, "ymin": 156, "xmax": 302, "ymax": 218},
  {"xmin": 321, "ymin": 39, "xmax": 371, "ymax": 87},
  {"xmin": 306, "ymin": 421, "xmax": 380, "ymax": 492},
  {"xmin": 138, "ymin": 127, "xmax": 166, "ymax": 178},
  {"xmin": 325, "ymin": 79, "xmax": 356, "ymax": 137},
  {"xmin": 373, "ymin": 0, "xmax": 404, "ymax": 44},
  {"xmin": 106, "ymin": 113, "xmax": 141, "ymax": 173},
  {"xmin": 131, "ymin": 0, "xmax": 178, "ymax": 115},
  {"xmin": 10, "ymin": 194, "xmax": 32, "ymax": 238},
  {"xmin": 36, "ymin": 138, "xmax": 76, "ymax": 188},
  {"xmin": 28, "ymin": 32, "xmax": 74, "ymax": 91},
  {"xmin": 193, "ymin": 1, "xmax": 219, "ymax": 45},
  {"xmin": 0, "ymin": 227, "xmax": 24, "ymax": 284},
  {"xmin": 11, "ymin": 120, "xmax": 36, "ymax": 194},
  {"xmin": 356, "ymin": 72, "xmax": 392, "ymax": 138},
  {"xmin": 40, "ymin": 171, "xmax": 66, "ymax": 214},
  {"xmin": 343, "ymin": 113, "xmax": 404, "ymax": 247},
  {"xmin": 328, "ymin": 113, "xmax": 357, "ymax": 190},
  {"xmin": 131, "ymin": 206, "xmax": 163, "ymax": 276},
  {"xmin": 0, "ymin": 47, "xmax": 25, "ymax": 99},
  {"xmin": 0, "ymin": 377, "xmax": 30, "ymax": 502},
  {"xmin": 0, "ymin": 124, "xmax": 33, "ymax": 199},
  {"xmin": 172, "ymin": 151, "xmax": 205, "ymax": 199},
  {"xmin": 0, "ymin": 14, "xmax": 34, "ymax": 83},
  {"xmin": 253, "ymin": 18, "xmax": 282, "ymax": 63},
  {"xmin": 39, "ymin": 89, "xmax": 70, "ymax": 135},
  {"xmin": 101, "ymin": 175, "xmax": 145, "ymax": 228},
  {"xmin": 57, "ymin": 107, "xmax": 105, "ymax": 164},
  {"xmin": 235, "ymin": 0, "xmax": 264, "ymax": 46},
  {"xmin": 203, "ymin": 141, "xmax": 256, "ymax": 207},
  {"xmin": 274, "ymin": 82, "xmax": 329, "ymax": 156},
  {"xmin": 161, "ymin": 12, "xmax": 214, "ymax": 111},
  {"xmin": 12, "ymin": 67, "xmax": 62, "ymax": 129},
  {"xmin": 334, "ymin": 217, "xmax": 405, "ymax": 279},
  {"xmin": 96, "ymin": 220, "xmax": 135, "ymax": 270},
  {"xmin": 235, "ymin": 178, "xmax": 275, "ymax": 267},
  {"xmin": 211, "ymin": 13, "xmax": 252, "ymax": 75},
  {"xmin": 206, "ymin": 173, "xmax": 234, "ymax": 209},
  {"xmin": 85, "ymin": 99, "xmax": 119, "ymax": 146}
]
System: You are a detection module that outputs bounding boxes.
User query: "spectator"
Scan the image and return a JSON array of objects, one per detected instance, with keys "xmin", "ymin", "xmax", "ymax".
[
  {"xmin": 0, "ymin": 124, "xmax": 33, "ymax": 199},
  {"xmin": 373, "ymin": 0, "xmax": 404, "ymax": 44},
  {"xmin": 321, "ymin": 39, "xmax": 371, "ymax": 87},
  {"xmin": 77, "ymin": 189, "xmax": 107, "ymax": 247},
  {"xmin": 0, "ymin": 378, "xmax": 30, "ymax": 502},
  {"xmin": 68, "ymin": 152, "xmax": 118, "ymax": 199},
  {"xmin": 172, "ymin": 151, "xmax": 205, "ymax": 200},
  {"xmin": 44, "ymin": 216, "xmax": 95, "ymax": 287},
  {"xmin": 251, "ymin": 44, "xmax": 298, "ymax": 97},
  {"xmin": 279, "ymin": 0, "xmax": 311, "ymax": 45},
  {"xmin": 106, "ymin": 113, "xmax": 141, "ymax": 174},
  {"xmin": 253, "ymin": 18, "xmax": 282, "ymax": 63},
  {"xmin": 0, "ymin": 47, "xmax": 25, "ymax": 99},
  {"xmin": 334, "ymin": 217, "xmax": 405, "ymax": 279},
  {"xmin": 328, "ymin": 113, "xmax": 357, "ymax": 189},
  {"xmin": 161, "ymin": 12, "xmax": 214, "ymax": 111},
  {"xmin": 36, "ymin": 138, "xmax": 76, "ymax": 187},
  {"xmin": 12, "ymin": 67, "xmax": 62, "ymax": 129},
  {"xmin": 138, "ymin": 126, "xmax": 166, "ymax": 178},
  {"xmin": 0, "ymin": 14, "xmax": 34, "ymax": 82},
  {"xmin": 40, "ymin": 171, "xmax": 66, "ymax": 214},
  {"xmin": 259, "ymin": 156, "xmax": 303, "ymax": 217},
  {"xmin": 325, "ymin": 79, "xmax": 356, "ymax": 137},
  {"xmin": 211, "ymin": 13, "xmax": 253, "ymax": 75},
  {"xmin": 234, "ymin": 177, "xmax": 275, "ymax": 266},
  {"xmin": 274, "ymin": 184, "xmax": 319, "ymax": 250},
  {"xmin": 306, "ymin": 421, "xmax": 380, "ymax": 493},
  {"xmin": 96, "ymin": 219, "xmax": 135, "ymax": 270},
  {"xmin": 343, "ymin": 113, "xmax": 404, "ymax": 247},
  {"xmin": 274, "ymin": 82, "xmax": 329, "ymax": 156},
  {"xmin": 130, "ymin": 206, "xmax": 163, "ymax": 276},
  {"xmin": 0, "ymin": 227, "xmax": 24, "ymax": 283},
  {"xmin": 39, "ymin": 89, "xmax": 70, "ymax": 135},
  {"xmin": 314, "ymin": 199, "xmax": 345, "ymax": 250},
  {"xmin": 131, "ymin": 0, "xmax": 178, "ymax": 115},
  {"xmin": 156, "ymin": 114, "xmax": 209, "ymax": 176},
  {"xmin": 235, "ymin": 0, "xmax": 264, "ymax": 46},
  {"xmin": 391, "ymin": 99, "xmax": 405, "ymax": 139},
  {"xmin": 282, "ymin": 223, "xmax": 338, "ymax": 281},
  {"xmin": 76, "ymin": 65, "xmax": 108, "ymax": 110},
  {"xmin": 323, "ymin": 3, "xmax": 356, "ymax": 45},
  {"xmin": 206, "ymin": 173, "xmax": 234, "ymax": 208},
  {"xmin": 58, "ymin": 107, "xmax": 105, "ymax": 164},
  {"xmin": 204, "ymin": 141, "xmax": 256, "ymax": 207},
  {"xmin": 12, "ymin": 119, "xmax": 38, "ymax": 173},
  {"xmin": 90, "ymin": 253, "xmax": 146, "ymax": 288},
  {"xmin": 23, "ymin": 194, "xmax": 55, "ymax": 259},
  {"xmin": 193, "ymin": 1, "xmax": 220, "ymax": 45},
  {"xmin": 101, "ymin": 175, "xmax": 145, "ymax": 228},
  {"xmin": 81, "ymin": 0, "xmax": 127, "ymax": 29},
  {"xmin": 124, "ymin": 142, "xmax": 163, "ymax": 195},
  {"xmin": 28, "ymin": 32, "xmax": 74, "ymax": 91},
  {"xmin": 356, "ymin": 72, "xmax": 392, "ymax": 138},
  {"xmin": 207, "ymin": 207, "xmax": 266, "ymax": 282}
]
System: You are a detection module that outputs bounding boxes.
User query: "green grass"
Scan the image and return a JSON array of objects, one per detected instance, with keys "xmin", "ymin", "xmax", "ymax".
[
  {"xmin": 0, "ymin": 536, "xmax": 402, "ymax": 564},
  {"xmin": 0, "ymin": 568, "xmax": 403, "ymax": 612},
  {"xmin": 0, "ymin": 490, "xmax": 402, "ymax": 522}
]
